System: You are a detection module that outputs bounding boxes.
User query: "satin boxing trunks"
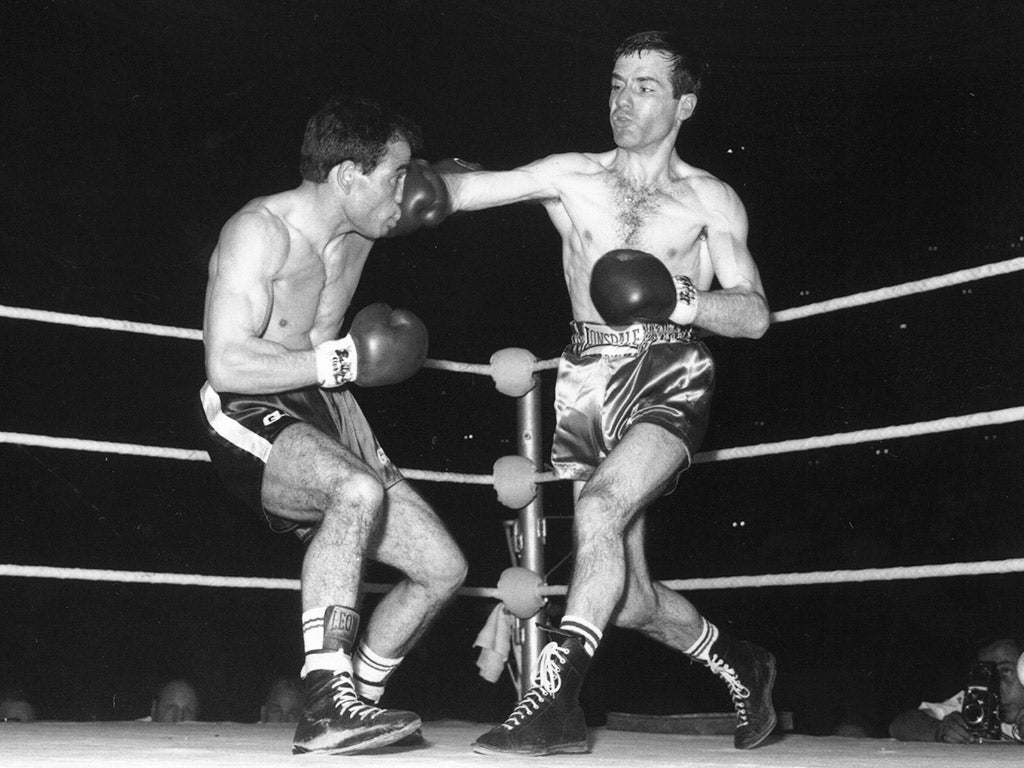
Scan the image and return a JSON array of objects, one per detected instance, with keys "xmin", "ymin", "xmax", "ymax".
[
  {"xmin": 199, "ymin": 382, "xmax": 402, "ymax": 541},
  {"xmin": 551, "ymin": 321, "xmax": 715, "ymax": 484}
]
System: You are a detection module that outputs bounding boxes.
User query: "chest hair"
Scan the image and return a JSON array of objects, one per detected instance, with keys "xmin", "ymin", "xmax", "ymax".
[{"xmin": 612, "ymin": 175, "xmax": 663, "ymax": 246}]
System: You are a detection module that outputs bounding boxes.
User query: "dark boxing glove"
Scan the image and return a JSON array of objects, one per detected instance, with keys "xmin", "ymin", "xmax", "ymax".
[
  {"xmin": 315, "ymin": 303, "xmax": 428, "ymax": 387},
  {"xmin": 388, "ymin": 158, "xmax": 482, "ymax": 237},
  {"xmin": 589, "ymin": 249, "xmax": 698, "ymax": 326}
]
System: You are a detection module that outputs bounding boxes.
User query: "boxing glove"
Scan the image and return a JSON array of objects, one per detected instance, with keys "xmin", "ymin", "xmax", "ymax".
[
  {"xmin": 388, "ymin": 158, "xmax": 481, "ymax": 237},
  {"xmin": 315, "ymin": 303, "xmax": 428, "ymax": 388},
  {"xmin": 589, "ymin": 249, "xmax": 698, "ymax": 326}
]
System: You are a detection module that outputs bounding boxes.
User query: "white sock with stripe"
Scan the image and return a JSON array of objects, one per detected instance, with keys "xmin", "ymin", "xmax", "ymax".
[
  {"xmin": 352, "ymin": 642, "xmax": 404, "ymax": 704},
  {"xmin": 559, "ymin": 614, "xmax": 602, "ymax": 657},
  {"xmin": 301, "ymin": 605, "xmax": 359, "ymax": 678},
  {"xmin": 681, "ymin": 617, "xmax": 719, "ymax": 663}
]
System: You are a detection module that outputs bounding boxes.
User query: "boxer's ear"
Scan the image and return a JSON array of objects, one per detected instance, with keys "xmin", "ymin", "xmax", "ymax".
[
  {"xmin": 332, "ymin": 160, "xmax": 362, "ymax": 192},
  {"xmin": 676, "ymin": 93, "xmax": 697, "ymax": 124}
]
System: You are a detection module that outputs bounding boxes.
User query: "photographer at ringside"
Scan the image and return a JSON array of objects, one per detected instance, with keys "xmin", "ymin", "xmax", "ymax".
[{"xmin": 889, "ymin": 636, "xmax": 1024, "ymax": 743}]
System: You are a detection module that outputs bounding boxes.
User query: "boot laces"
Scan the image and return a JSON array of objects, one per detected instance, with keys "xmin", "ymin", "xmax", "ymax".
[
  {"xmin": 502, "ymin": 642, "xmax": 568, "ymax": 729},
  {"xmin": 707, "ymin": 653, "xmax": 751, "ymax": 724},
  {"xmin": 329, "ymin": 672, "xmax": 383, "ymax": 722}
]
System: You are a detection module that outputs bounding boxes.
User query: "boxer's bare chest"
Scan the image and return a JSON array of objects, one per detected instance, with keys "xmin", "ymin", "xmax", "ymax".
[
  {"xmin": 561, "ymin": 173, "xmax": 707, "ymax": 271},
  {"xmin": 266, "ymin": 244, "xmax": 363, "ymax": 347}
]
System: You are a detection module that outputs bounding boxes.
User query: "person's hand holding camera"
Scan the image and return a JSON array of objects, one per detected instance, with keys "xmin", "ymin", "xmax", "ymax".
[
  {"xmin": 934, "ymin": 711, "xmax": 975, "ymax": 743},
  {"xmin": 1011, "ymin": 711, "xmax": 1024, "ymax": 743}
]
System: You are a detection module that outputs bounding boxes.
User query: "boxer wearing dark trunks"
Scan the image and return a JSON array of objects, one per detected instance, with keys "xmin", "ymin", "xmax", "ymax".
[
  {"xmin": 199, "ymin": 96, "xmax": 469, "ymax": 755},
  {"xmin": 200, "ymin": 383, "xmax": 402, "ymax": 541},
  {"xmin": 404, "ymin": 30, "xmax": 776, "ymax": 756}
]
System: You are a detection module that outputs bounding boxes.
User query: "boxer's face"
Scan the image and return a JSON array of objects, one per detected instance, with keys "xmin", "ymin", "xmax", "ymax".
[
  {"xmin": 609, "ymin": 50, "xmax": 692, "ymax": 150},
  {"xmin": 349, "ymin": 138, "xmax": 411, "ymax": 237}
]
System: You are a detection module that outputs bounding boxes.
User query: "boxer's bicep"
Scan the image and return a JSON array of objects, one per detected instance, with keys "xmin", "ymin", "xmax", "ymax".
[
  {"xmin": 703, "ymin": 182, "xmax": 763, "ymax": 296},
  {"xmin": 205, "ymin": 214, "xmax": 286, "ymax": 371}
]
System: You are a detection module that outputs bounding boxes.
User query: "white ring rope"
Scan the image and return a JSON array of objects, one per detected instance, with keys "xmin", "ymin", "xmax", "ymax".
[
  {"xmin": 0, "ymin": 433, "xmax": 208, "ymax": 462},
  {"xmin": 769, "ymin": 256, "xmax": 1024, "ymax": 324},
  {"xmin": 1, "ymin": 256, "xmax": 1022, "ymax": 596},
  {"xmin": 0, "ymin": 304, "xmax": 203, "ymax": 341},
  {"xmin": 3, "ymin": 255, "xmax": 1021, "ymax": 372},
  {"xmin": 4, "ymin": 557, "xmax": 1024, "ymax": 596},
  {"xmin": 3, "ymin": 405, "xmax": 1021, "ymax": 484}
]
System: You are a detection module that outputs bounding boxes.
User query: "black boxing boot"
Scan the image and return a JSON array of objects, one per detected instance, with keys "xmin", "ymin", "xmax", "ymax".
[
  {"xmin": 472, "ymin": 636, "xmax": 590, "ymax": 756},
  {"xmin": 704, "ymin": 634, "xmax": 777, "ymax": 749},
  {"xmin": 292, "ymin": 668, "xmax": 421, "ymax": 755}
]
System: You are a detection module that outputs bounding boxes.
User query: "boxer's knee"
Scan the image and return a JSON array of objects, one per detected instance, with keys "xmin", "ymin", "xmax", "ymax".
[
  {"xmin": 322, "ymin": 469, "xmax": 385, "ymax": 527},
  {"xmin": 574, "ymin": 482, "xmax": 631, "ymax": 542},
  {"xmin": 412, "ymin": 534, "xmax": 468, "ymax": 598},
  {"xmin": 434, "ymin": 546, "xmax": 468, "ymax": 598}
]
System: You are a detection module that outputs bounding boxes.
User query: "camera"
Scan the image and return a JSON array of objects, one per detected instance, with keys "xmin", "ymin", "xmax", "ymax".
[{"xmin": 961, "ymin": 661, "xmax": 1002, "ymax": 740}]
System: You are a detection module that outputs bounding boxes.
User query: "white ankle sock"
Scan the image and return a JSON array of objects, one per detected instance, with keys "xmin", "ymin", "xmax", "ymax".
[
  {"xmin": 682, "ymin": 617, "xmax": 719, "ymax": 663},
  {"xmin": 352, "ymin": 642, "xmax": 404, "ymax": 703},
  {"xmin": 559, "ymin": 614, "xmax": 602, "ymax": 656}
]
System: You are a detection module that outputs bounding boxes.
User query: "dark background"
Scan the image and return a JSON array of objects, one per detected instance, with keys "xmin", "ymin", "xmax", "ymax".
[{"xmin": 1, "ymin": 0, "xmax": 1023, "ymax": 735}]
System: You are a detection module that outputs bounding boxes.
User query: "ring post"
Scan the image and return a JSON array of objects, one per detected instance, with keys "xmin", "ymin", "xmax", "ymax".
[{"xmin": 516, "ymin": 375, "xmax": 545, "ymax": 693}]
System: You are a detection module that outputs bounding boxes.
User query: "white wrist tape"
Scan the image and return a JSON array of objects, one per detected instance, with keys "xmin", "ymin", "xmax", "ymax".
[
  {"xmin": 673, "ymin": 274, "xmax": 697, "ymax": 306},
  {"xmin": 315, "ymin": 335, "xmax": 358, "ymax": 388},
  {"xmin": 669, "ymin": 274, "xmax": 699, "ymax": 326}
]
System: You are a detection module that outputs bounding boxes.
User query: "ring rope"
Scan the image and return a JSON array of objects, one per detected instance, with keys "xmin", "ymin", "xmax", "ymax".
[
  {"xmin": 3, "ymin": 405, "xmax": 1021, "ymax": 484},
  {"xmin": 769, "ymin": 255, "xmax": 1024, "ymax": 323},
  {"xmin": 690, "ymin": 405, "xmax": 1024, "ymax": 464},
  {"xmin": 2, "ymin": 257, "xmax": 1022, "ymax": 598},
  {"xmin": 2, "ymin": 255, "xmax": 1020, "ymax": 373},
  {"xmin": 4, "ymin": 557, "xmax": 1024, "ymax": 595},
  {"xmin": 0, "ymin": 304, "xmax": 203, "ymax": 341}
]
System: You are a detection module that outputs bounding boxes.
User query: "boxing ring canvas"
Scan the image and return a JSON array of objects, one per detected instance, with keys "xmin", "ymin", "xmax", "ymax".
[{"xmin": 1, "ymin": 721, "xmax": 1021, "ymax": 767}]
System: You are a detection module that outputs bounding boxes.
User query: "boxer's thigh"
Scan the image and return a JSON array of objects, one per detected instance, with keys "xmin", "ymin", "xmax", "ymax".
[{"xmin": 261, "ymin": 421, "xmax": 378, "ymax": 524}]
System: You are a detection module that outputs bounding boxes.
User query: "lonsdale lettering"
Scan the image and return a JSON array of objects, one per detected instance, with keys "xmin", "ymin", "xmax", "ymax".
[{"xmin": 571, "ymin": 322, "xmax": 695, "ymax": 357}]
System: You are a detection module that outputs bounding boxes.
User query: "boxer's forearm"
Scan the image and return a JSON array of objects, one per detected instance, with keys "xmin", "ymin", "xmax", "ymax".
[
  {"xmin": 691, "ymin": 287, "xmax": 769, "ymax": 339},
  {"xmin": 206, "ymin": 337, "xmax": 316, "ymax": 394}
]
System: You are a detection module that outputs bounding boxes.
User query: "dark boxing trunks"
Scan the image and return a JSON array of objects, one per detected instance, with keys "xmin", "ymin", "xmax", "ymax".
[
  {"xmin": 551, "ymin": 321, "xmax": 715, "ymax": 484},
  {"xmin": 199, "ymin": 382, "xmax": 402, "ymax": 540}
]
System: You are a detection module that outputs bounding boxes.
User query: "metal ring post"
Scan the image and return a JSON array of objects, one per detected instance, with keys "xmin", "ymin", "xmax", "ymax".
[{"xmin": 516, "ymin": 377, "xmax": 545, "ymax": 692}]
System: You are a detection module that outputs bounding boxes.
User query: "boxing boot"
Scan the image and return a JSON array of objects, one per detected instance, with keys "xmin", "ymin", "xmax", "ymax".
[
  {"xmin": 703, "ymin": 634, "xmax": 777, "ymax": 749},
  {"xmin": 292, "ymin": 669, "xmax": 420, "ymax": 755},
  {"xmin": 472, "ymin": 636, "xmax": 590, "ymax": 756}
]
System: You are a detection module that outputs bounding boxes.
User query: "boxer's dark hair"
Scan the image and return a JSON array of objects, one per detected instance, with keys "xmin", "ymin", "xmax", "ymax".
[
  {"xmin": 300, "ymin": 95, "xmax": 423, "ymax": 183},
  {"xmin": 614, "ymin": 31, "xmax": 707, "ymax": 99}
]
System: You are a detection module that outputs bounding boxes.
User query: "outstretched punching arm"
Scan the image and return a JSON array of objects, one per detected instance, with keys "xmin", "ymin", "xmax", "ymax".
[{"xmin": 444, "ymin": 154, "xmax": 567, "ymax": 212}]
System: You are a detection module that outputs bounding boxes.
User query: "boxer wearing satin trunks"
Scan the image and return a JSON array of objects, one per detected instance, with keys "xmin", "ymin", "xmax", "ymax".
[
  {"xmin": 552, "ymin": 321, "xmax": 713, "ymax": 484},
  {"xmin": 199, "ymin": 382, "xmax": 402, "ymax": 542},
  {"xmin": 442, "ymin": 30, "xmax": 776, "ymax": 757}
]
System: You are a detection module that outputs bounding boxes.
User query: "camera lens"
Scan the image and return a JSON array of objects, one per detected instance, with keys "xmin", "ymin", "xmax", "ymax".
[{"xmin": 963, "ymin": 701, "xmax": 983, "ymax": 725}]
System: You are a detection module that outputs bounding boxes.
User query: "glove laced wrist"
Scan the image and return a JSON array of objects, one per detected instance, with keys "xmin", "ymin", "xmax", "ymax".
[{"xmin": 315, "ymin": 335, "xmax": 358, "ymax": 388}]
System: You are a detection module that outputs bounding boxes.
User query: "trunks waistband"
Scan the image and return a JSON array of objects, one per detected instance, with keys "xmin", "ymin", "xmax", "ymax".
[{"xmin": 566, "ymin": 321, "xmax": 697, "ymax": 357}]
